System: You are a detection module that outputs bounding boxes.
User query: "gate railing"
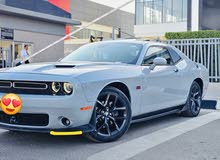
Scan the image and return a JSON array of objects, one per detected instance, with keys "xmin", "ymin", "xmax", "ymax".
[{"xmin": 166, "ymin": 38, "xmax": 220, "ymax": 82}]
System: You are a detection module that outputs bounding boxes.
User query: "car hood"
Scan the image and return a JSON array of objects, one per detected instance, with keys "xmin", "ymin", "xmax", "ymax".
[{"xmin": 0, "ymin": 61, "xmax": 130, "ymax": 77}]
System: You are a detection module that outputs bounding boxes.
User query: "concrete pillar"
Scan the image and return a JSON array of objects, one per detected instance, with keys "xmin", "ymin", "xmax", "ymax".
[{"xmin": 191, "ymin": 0, "xmax": 200, "ymax": 31}]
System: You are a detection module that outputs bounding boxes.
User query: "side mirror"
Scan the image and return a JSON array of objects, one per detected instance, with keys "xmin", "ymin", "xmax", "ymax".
[{"xmin": 149, "ymin": 57, "xmax": 167, "ymax": 70}]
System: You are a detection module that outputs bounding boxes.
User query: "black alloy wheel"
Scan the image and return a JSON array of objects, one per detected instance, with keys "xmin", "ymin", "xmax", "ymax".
[
  {"xmin": 87, "ymin": 87, "xmax": 131, "ymax": 142},
  {"xmin": 181, "ymin": 81, "xmax": 202, "ymax": 117}
]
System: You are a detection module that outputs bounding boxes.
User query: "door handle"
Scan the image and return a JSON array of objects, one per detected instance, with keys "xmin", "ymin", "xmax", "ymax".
[{"xmin": 174, "ymin": 68, "xmax": 179, "ymax": 73}]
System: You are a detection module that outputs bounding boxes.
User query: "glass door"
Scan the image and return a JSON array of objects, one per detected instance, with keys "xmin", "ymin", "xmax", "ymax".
[{"xmin": 0, "ymin": 40, "xmax": 13, "ymax": 68}]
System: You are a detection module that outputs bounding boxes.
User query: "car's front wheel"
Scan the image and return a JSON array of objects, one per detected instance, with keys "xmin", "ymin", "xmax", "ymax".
[
  {"xmin": 87, "ymin": 86, "xmax": 131, "ymax": 142},
  {"xmin": 181, "ymin": 81, "xmax": 202, "ymax": 117}
]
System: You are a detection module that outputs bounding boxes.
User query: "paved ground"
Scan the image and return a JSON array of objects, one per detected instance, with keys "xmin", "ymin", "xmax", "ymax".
[
  {"xmin": 0, "ymin": 110, "xmax": 219, "ymax": 160},
  {"xmin": 0, "ymin": 84, "xmax": 220, "ymax": 160},
  {"xmin": 130, "ymin": 118, "xmax": 220, "ymax": 160}
]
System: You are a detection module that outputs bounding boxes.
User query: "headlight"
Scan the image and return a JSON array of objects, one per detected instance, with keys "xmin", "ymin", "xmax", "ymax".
[
  {"xmin": 51, "ymin": 82, "xmax": 61, "ymax": 93},
  {"xmin": 63, "ymin": 83, "xmax": 73, "ymax": 94}
]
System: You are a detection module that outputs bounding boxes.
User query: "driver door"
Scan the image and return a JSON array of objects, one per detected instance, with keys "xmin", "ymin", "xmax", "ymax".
[{"xmin": 141, "ymin": 46, "xmax": 184, "ymax": 113}]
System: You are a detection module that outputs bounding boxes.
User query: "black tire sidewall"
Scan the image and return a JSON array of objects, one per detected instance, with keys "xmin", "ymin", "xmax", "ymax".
[
  {"xmin": 184, "ymin": 81, "xmax": 202, "ymax": 117},
  {"xmin": 88, "ymin": 86, "xmax": 131, "ymax": 142}
]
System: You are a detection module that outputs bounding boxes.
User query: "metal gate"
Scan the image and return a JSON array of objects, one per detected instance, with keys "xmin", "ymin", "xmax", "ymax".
[{"xmin": 166, "ymin": 38, "xmax": 220, "ymax": 82}]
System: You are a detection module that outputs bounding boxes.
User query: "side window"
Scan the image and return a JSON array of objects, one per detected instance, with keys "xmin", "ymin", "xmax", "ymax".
[
  {"xmin": 169, "ymin": 48, "xmax": 182, "ymax": 64},
  {"xmin": 142, "ymin": 46, "xmax": 173, "ymax": 65}
]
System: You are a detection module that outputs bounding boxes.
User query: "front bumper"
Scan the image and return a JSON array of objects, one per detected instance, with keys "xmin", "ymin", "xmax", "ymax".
[
  {"xmin": 0, "ymin": 121, "xmax": 95, "ymax": 134},
  {"xmin": 0, "ymin": 90, "xmax": 96, "ymax": 134}
]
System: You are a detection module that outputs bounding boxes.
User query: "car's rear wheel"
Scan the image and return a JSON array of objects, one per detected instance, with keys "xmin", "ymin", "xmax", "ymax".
[
  {"xmin": 87, "ymin": 87, "xmax": 131, "ymax": 142},
  {"xmin": 181, "ymin": 81, "xmax": 202, "ymax": 117}
]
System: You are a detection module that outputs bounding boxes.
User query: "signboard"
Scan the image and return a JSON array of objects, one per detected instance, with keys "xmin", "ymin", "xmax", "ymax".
[{"xmin": 1, "ymin": 28, "xmax": 14, "ymax": 40}]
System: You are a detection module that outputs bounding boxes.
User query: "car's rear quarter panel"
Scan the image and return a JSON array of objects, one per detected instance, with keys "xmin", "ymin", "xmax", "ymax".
[{"xmin": 179, "ymin": 59, "xmax": 209, "ymax": 100}]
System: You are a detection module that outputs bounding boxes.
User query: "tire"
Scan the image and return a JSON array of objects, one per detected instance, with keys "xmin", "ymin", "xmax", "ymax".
[
  {"xmin": 181, "ymin": 81, "xmax": 202, "ymax": 117},
  {"xmin": 87, "ymin": 86, "xmax": 131, "ymax": 142}
]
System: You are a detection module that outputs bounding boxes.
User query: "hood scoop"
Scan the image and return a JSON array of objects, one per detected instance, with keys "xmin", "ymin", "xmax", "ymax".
[{"xmin": 55, "ymin": 64, "xmax": 76, "ymax": 68}]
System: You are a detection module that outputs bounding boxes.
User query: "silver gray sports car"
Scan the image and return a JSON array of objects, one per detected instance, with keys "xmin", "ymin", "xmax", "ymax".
[{"xmin": 0, "ymin": 40, "xmax": 209, "ymax": 142}]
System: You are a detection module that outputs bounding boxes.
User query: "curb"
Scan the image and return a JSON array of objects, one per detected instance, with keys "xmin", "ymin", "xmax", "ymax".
[
  {"xmin": 202, "ymin": 100, "xmax": 218, "ymax": 110},
  {"xmin": 216, "ymin": 101, "xmax": 220, "ymax": 110}
]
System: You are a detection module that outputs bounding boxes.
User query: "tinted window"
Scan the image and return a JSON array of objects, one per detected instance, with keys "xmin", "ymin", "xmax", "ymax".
[
  {"xmin": 62, "ymin": 42, "xmax": 143, "ymax": 64},
  {"xmin": 142, "ymin": 46, "xmax": 173, "ymax": 65},
  {"xmin": 169, "ymin": 48, "xmax": 181, "ymax": 63}
]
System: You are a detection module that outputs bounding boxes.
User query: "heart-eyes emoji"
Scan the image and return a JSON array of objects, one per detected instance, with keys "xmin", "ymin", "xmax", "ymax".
[{"xmin": 0, "ymin": 94, "xmax": 22, "ymax": 115}]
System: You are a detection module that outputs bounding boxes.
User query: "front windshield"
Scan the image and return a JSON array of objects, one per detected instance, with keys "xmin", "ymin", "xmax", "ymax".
[{"xmin": 61, "ymin": 42, "xmax": 143, "ymax": 64}]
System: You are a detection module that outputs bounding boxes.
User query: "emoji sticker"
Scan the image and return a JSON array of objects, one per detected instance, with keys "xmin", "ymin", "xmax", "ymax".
[{"xmin": 0, "ymin": 94, "xmax": 22, "ymax": 115}]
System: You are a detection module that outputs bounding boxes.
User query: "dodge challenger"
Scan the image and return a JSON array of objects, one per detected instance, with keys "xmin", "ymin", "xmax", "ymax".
[{"xmin": 0, "ymin": 40, "xmax": 209, "ymax": 142}]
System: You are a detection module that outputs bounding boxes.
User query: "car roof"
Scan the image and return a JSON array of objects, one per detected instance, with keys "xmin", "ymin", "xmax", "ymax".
[
  {"xmin": 94, "ymin": 39, "xmax": 169, "ymax": 47},
  {"xmin": 100, "ymin": 40, "xmax": 189, "ymax": 60}
]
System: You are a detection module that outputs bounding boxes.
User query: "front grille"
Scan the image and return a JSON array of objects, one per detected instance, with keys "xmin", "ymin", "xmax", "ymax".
[
  {"xmin": 13, "ymin": 82, "xmax": 47, "ymax": 90},
  {"xmin": 0, "ymin": 80, "xmax": 53, "ymax": 95},
  {"xmin": 0, "ymin": 111, "xmax": 49, "ymax": 126},
  {"xmin": 0, "ymin": 81, "xmax": 12, "ymax": 88},
  {"xmin": 0, "ymin": 80, "xmax": 72, "ymax": 96}
]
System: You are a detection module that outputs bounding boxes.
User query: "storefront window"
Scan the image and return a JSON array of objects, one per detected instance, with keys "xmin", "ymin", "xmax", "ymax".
[
  {"xmin": 14, "ymin": 43, "xmax": 22, "ymax": 60},
  {"xmin": 135, "ymin": 0, "xmax": 188, "ymax": 25},
  {"xmin": 0, "ymin": 40, "xmax": 33, "ymax": 67},
  {"xmin": 0, "ymin": 40, "xmax": 13, "ymax": 68},
  {"xmin": 14, "ymin": 43, "xmax": 33, "ymax": 64}
]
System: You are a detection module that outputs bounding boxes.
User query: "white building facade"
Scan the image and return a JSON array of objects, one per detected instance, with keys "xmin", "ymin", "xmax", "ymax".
[{"xmin": 133, "ymin": 0, "xmax": 212, "ymax": 38}]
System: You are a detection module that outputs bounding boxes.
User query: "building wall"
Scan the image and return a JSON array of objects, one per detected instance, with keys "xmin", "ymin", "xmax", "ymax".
[
  {"xmin": 70, "ymin": 0, "xmax": 134, "ymax": 38},
  {"xmin": 200, "ymin": 0, "xmax": 220, "ymax": 30},
  {"xmin": 0, "ymin": 13, "xmax": 66, "ymax": 63},
  {"xmin": 0, "ymin": 0, "xmax": 5, "ymax": 4},
  {"xmin": 5, "ymin": 0, "xmax": 71, "ymax": 18},
  {"xmin": 134, "ymin": 22, "xmax": 187, "ymax": 37},
  {"xmin": 134, "ymin": 0, "xmax": 189, "ymax": 38},
  {"xmin": 0, "ymin": 14, "xmax": 65, "ymax": 36},
  {"xmin": 135, "ymin": 0, "xmax": 220, "ymax": 37}
]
